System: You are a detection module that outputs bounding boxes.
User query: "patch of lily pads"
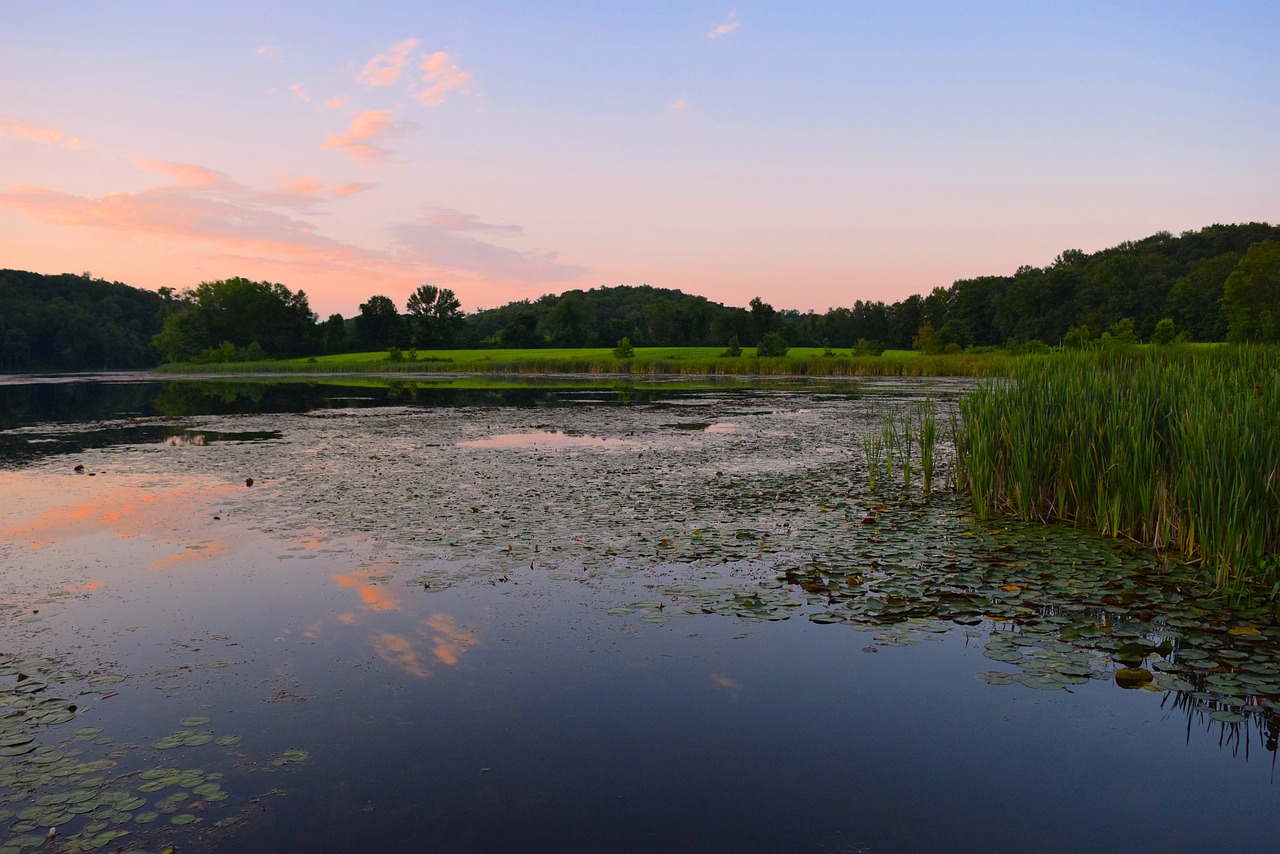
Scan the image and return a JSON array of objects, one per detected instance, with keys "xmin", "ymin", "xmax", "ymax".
[
  {"xmin": 167, "ymin": 388, "xmax": 1280, "ymax": 750},
  {"xmin": 0, "ymin": 651, "xmax": 304, "ymax": 853}
]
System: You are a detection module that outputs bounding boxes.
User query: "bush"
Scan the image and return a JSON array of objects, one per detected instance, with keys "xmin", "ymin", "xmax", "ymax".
[
  {"xmin": 852, "ymin": 338, "xmax": 886, "ymax": 356},
  {"xmin": 1151, "ymin": 318, "xmax": 1177, "ymax": 346},
  {"xmin": 756, "ymin": 332, "xmax": 789, "ymax": 357},
  {"xmin": 721, "ymin": 335, "xmax": 742, "ymax": 357},
  {"xmin": 613, "ymin": 337, "xmax": 634, "ymax": 358}
]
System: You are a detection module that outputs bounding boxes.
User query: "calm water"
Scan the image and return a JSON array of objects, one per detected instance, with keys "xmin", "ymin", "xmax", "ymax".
[{"xmin": 1, "ymin": 375, "xmax": 1278, "ymax": 853}]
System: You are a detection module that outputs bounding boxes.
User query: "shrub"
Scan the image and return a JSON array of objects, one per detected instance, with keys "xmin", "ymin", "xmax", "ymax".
[{"xmin": 756, "ymin": 332, "xmax": 789, "ymax": 358}]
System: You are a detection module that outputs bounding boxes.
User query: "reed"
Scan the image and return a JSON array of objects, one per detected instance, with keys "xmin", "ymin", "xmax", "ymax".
[
  {"xmin": 956, "ymin": 347, "xmax": 1280, "ymax": 600},
  {"xmin": 917, "ymin": 398, "xmax": 938, "ymax": 494}
]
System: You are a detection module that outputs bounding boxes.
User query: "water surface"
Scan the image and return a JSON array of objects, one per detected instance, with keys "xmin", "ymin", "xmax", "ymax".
[{"xmin": 1, "ymin": 375, "xmax": 1277, "ymax": 853}]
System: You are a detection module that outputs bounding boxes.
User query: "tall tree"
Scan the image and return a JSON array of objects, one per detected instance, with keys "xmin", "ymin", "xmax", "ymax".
[
  {"xmin": 405, "ymin": 285, "xmax": 464, "ymax": 347},
  {"xmin": 355, "ymin": 295, "xmax": 405, "ymax": 350},
  {"xmin": 1223, "ymin": 240, "xmax": 1280, "ymax": 343},
  {"xmin": 151, "ymin": 277, "xmax": 315, "ymax": 362}
]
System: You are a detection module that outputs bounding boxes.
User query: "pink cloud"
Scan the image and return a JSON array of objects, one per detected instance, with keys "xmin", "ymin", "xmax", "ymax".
[
  {"xmin": 255, "ymin": 44, "xmax": 283, "ymax": 62},
  {"xmin": 289, "ymin": 83, "xmax": 311, "ymax": 103},
  {"xmin": 415, "ymin": 52, "xmax": 471, "ymax": 106},
  {"xmin": 323, "ymin": 109, "xmax": 396, "ymax": 160},
  {"xmin": 669, "ymin": 98, "xmax": 691, "ymax": 112},
  {"xmin": 0, "ymin": 162, "xmax": 587, "ymax": 311},
  {"xmin": 0, "ymin": 117, "xmax": 87, "ymax": 150},
  {"xmin": 391, "ymin": 220, "xmax": 586, "ymax": 283},
  {"xmin": 708, "ymin": 11, "xmax": 741, "ymax": 39},
  {"xmin": 426, "ymin": 208, "xmax": 521, "ymax": 235},
  {"xmin": 334, "ymin": 182, "xmax": 376, "ymax": 197},
  {"xmin": 135, "ymin": 159, "xmax": 229, "ymax": 190},
  {"xmin": 359, "ymin": 38, "xmax": 422, "ymax": 87},
  {"xmin": 325, "ymin": 95, "xmax": 349, "ymax": 110}
]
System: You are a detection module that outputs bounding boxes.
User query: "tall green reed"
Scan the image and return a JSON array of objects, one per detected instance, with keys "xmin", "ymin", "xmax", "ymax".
[{"xmin": 956, "ymin": 347, "xmax": 1280, "ymax": 600}]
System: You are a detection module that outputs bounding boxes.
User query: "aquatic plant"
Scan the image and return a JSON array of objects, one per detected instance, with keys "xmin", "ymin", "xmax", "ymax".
[
  {"xmin": 917, "ymin": 398, "xmax": 938, "ymax": 494},
  {"xmin": 956, "ymin": 347, "xmax": 1280, "ymax": 599}
]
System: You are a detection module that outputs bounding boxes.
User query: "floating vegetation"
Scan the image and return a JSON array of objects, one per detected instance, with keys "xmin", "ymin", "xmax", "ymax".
[{"xmin": 6, "ymin": 378, "xmax": 1280, "ymax": 851}]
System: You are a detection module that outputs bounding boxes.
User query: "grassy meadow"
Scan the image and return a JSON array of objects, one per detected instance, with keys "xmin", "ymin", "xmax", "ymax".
[
  {"xmin": 956, "ymin": 346, "xmax": 1280, "ymax": 600},
  {"xmin": 157, "ymin": 345, "xmax": 1012, "ymax": 377}
]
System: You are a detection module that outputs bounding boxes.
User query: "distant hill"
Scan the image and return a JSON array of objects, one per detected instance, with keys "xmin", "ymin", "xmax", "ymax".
[
  {"xmin": 0, "ymin": 270, "xmax": 166, "ymax": 371},
  {"xmin": 461, "ymin": 222, "xmax": 1280, "ymax": 350},
  {"xmin": 4, "ymin": 221, "xmax": 1277, "ymax": 369}
]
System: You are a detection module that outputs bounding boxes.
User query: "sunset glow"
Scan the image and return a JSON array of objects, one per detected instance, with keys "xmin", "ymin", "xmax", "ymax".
[{"xmin": 2, "ymin": 3, "xmax": 1275, "ymax": 317}]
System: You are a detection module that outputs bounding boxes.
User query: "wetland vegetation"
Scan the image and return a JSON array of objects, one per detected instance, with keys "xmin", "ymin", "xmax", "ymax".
[
  {"xmin": 3, "ymin": 375, "xmax": 1280, "ymax": 851},
  {"xmin": 957, "ymin": 347, "xmax": 1280, "ymax": 601}
]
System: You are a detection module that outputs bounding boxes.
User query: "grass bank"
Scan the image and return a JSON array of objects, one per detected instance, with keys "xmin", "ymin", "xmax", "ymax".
[
  {"xmin": 157, "ymin": 346, "xmax": 1012, "ymax": 377},
  {"xmin": 956, "ymin": 346, "xmax": 1280, "ymax": 599}
]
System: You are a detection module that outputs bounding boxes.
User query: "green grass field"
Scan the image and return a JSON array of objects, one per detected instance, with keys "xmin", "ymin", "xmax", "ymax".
[{"xmin": 158, "ymin": 345, "xmax": 989, "ymax": 378}]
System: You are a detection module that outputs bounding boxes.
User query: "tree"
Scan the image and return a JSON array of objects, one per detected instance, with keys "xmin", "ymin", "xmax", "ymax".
[
  {"xmin": 322, "ymin": 313, "xmax": 349, "ymax": 353},
  {"xmin": 152, "ymin": 277, "xmax": 316, "ymax": 362},
  {"xmin": 756, "ymin": 332, "xmax": 789, "ymax": 357},
  {"xmin": 1223, "ymin": 240, "xmax": 1280, "ymax": 343},
  {"xmin": 546, "ymin": 291, "xmax": 587, "ymax": 346},
  {"xmin": 355, "ymin": 295, "xmax": 404, "ymax": 350},
  {"xmin": 613, "ymin": 337, "xmax": 634, "ymax": 358},
  {"xmin": 497, "ymin": 310, "xmax": 542, "ymax": 348},
  {"xmin": 405, "ymin": 285, "xmax": 463, "ymax": 348},
  {"xmin": 912, "ymin": 323, "xmax": 941, "ymax": 354},
  {"xmin": 1062, "ymin": 325, "xmax": 1093, "ymax": 350},
  {"xmin": 749, "ymin": 297, "xmax": 776, "ymax": 345},
  {"xmin": 1150, "ymin": 318, "xmax": 1178, "ymax": 346}
]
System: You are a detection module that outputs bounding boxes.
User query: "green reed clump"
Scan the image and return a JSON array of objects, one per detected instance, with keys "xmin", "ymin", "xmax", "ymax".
[
  {"xmin": 917, "ymin": 398, "xmax": 938, "ymax": 493},
  {"xmin": 956, "ymin": 347, "xmax": 1280, "ymax": 599},
  {"xmin": 863, "ymin": 399, "xmax": 943, "ymax": 494}
]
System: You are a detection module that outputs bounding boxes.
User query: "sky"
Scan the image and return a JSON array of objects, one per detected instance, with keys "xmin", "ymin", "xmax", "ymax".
[{"xmin": 1, "ymin": 1, "xmax": 1276, "ymax": 317}]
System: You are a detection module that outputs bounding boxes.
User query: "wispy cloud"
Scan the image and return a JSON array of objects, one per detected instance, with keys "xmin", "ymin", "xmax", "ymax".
[
  {"xmin": 325, "ymin": 95, "xmax": 349, "ymax": 110},
  {"xmin": 359, "ymin": 38, "xmax": 422, "ymax": 87},
  {"xmin": 289, "ymin": 83, "xmax": 311, "ymax": 103},
  {"xmin": 323, "ymin": 109, "xmax": 396, "ymax": 161},
  {"xmin": 391, "ymin": 219, "xmax": 586, "ymax": 284},
  {"xmin": 0, "ymin": 161, "xmax": 585, "ymax": 301},
  {"xmin": 415, "ymin": 52, "xmax": 471, "ymax": 106},
  {"xmin": 669, "ymin": 98, "xmax": 691, "ymax": 112},
  {"xmin": 0, "ymin": 160, "xmax": 362, "ymax": 268},
  {"xmin": 426, "ymin": 208, "xmax": 521, "ymax": 235},
  {"xmin": 255, "ymin": 44, "xmax": 283, "ymax": 62},
  {"xmin": 708, "ymin": 10, "xmax": 741, "ymax": 39},
  {"xmin": 0, "ymin": 117, "xmax": 87, "ymax": 150},
  {"xmin": 334, "ymin": 181, "xmax": 375, "ymax": 197}
]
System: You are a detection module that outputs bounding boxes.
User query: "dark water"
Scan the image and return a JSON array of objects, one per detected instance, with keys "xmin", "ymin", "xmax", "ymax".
[{"xmin": 1, "ymin": 375, "xmax": 1278, "ymax": 853}]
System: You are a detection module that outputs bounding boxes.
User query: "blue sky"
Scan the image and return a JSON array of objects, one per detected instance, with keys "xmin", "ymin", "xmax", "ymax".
[{"xmin": 2, "ymin": 1, "xmax": 1276, "ymax": 315}]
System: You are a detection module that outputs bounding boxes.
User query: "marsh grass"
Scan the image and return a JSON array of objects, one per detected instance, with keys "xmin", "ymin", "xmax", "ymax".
[
  {"xmin": 863, "ymin": 398, "xmax": 942, "ymax": 495},
  {"xmin": 957, "ymin": 347, "xmax": 1280, "ymax": 600}
]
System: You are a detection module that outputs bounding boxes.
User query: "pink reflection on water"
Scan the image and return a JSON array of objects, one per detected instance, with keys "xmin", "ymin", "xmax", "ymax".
[{"xmin": 457, "ymin": 430, "xmax": 631, "ymax": 449}]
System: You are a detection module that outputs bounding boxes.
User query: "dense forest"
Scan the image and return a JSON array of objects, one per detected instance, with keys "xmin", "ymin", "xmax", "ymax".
[
  {"xmin": 2, "ymin": 222, "xmax": 1278, "ymax": 369},
  {"xmin": 0, "ymin": 270, "xmax": 166, "ymax": 370}
]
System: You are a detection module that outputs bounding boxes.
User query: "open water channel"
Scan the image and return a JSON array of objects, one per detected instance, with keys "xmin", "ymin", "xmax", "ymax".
[{"xmin": 2, "ymin": 374, "xmax": 1279, "ymax": 853}]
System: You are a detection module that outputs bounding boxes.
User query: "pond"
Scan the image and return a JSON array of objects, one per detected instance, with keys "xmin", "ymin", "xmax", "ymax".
[{"xmin": 1, "ymin": 374, "xmax": 1279, "ymax": 853}]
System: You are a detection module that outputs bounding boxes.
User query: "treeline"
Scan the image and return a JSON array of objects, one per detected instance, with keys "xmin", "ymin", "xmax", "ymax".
[
  {"xmin": 462, "ymin": 223, "xmax": 1280, "ymax": 352},
  {"xmin": 0, "ymin": 270, "xmax": 165, "ymax": 370},
  {"xmin": 3, "ymin": 222, "xmax": 1277, "ymax": 370}
]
